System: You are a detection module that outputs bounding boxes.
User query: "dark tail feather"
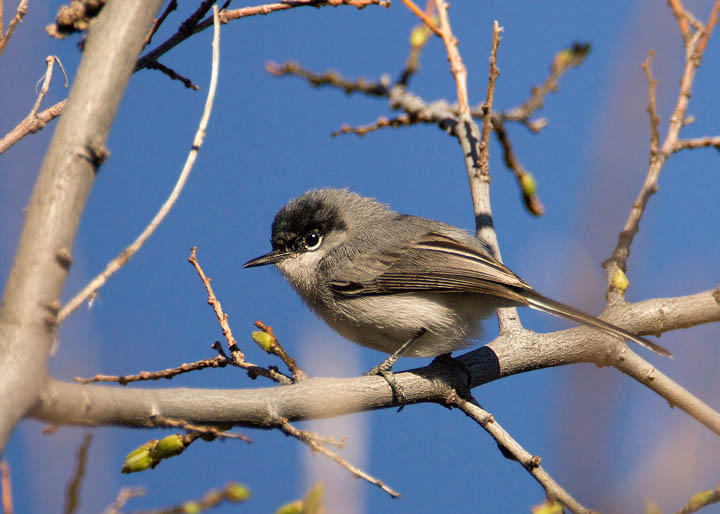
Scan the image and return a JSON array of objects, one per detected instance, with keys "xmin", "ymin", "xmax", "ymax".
[{"xmin": 523, "ymin": 290, "xmax": 672, "ymax": 358}]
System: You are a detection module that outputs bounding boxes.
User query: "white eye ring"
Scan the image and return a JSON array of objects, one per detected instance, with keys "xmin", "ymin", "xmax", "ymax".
[{"xmin": 303, "ymin": 230, "xmax": 323, "ymax": 251}]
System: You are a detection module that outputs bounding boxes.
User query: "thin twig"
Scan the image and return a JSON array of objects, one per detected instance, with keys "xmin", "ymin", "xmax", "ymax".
[
  {"xmin": 218, "ymin": 0, "xmax": 390, "ymax": 21},
  {"xmin": 609, "ymin": 343, "xmax": 720, "ymax": 437},
  {"xmin": 253, "ymin": 321, "xmax": 307, "ymax": 381},
  {"xmin": 491, "ymin": 117, "xmax": 544, "ymax": 216},
  {"xmin": 332, "ymin": 114, "xmax": 416, "ymax": 137},
  {"xmin": 642, "ymin": 50, "xmax": 661, "ymax": 155},
  {"xmin": 0, "ymin": 100, "xmax": 66, "ymax": 154},
  {"xmin": 30, "ymin": 56, "xmax": 66, "ymax": 116},
  {"xmin": 63, "ymin": 433, "xmax": 93, "ymax": 514},
  {"xmin": 76, "ymin": 340, "xmax": 288, "ymax": 385},
  {"xmin": 189, "ymin": 251, "xmax": 292, "ymax": 384},
  {"xmin": 145, "ymin": 60, "xmax": 199, "ymax": 90},
  {"xmin": 188, "ymin": 247, "xmax": 243, "ymax": 360},
  {"xmin": 136, "ymin": 0, "xmax": 389, "ymax": 72},
  {"xmin": 74, "ymin": 355, "xmax": 230, "ymax": 384},
  {"xmin": 695, "ymin": 0, "xmax": 720, "ymax": 55},
  {"xmin": 500, "ymin": 42, "xmax": 590, "ymax": 125},
  {"xmin": 277, "ymin": 416, "xmax": 400, "ymax": 498},
  {"xmin": 136, "ymin": 0, "xmax": 215, "ymax": 80},
  {"xmin": 673, "ymin": 135, "xmax": 720, "ymax": 152},
  {"xmin": 58, "ymin": 7, "xmax": 223, "ymax": 322},
  {"xmin": 266, "ymin": 60, "xmax": 389, "ymax": 96},
  {"xmin": 434, "ymin": 1, "xmax": 472, "ymax": 115},
  {"xmin": 149, "ymin": 416, "xmax": 251, "ymax": 443},
  {"xmin": 282, "ymin": 44, "xmax": 580, "ymax": 218},
  {"xmin": 396, "ymin": 10, "xmax": 435, "ymax": 86},
  {"xmin": 675, "ymin": 483, "xmax": 720, "ymax": 514},
  {"xmin": 126, "ymin": 483, "xmax": 249, "ymax": 514},
  {"xmin": 450, "ymin": 393, "xmax": 594, "ymax": 514},
  {"xmin": 478, "ymin": 22, "xmax": 500, "ymax": 165},
  {"xmin": 433, "ymin": 6, "xmax": 520, "ymax": 332},
  {"xmin": 0, "ymin": 460, "xmax": 12, "ymax": 514},
  {"xmin": 603, "ymin": 1, "xmax": 720, "ymax": 296},
  {"xmin": 308, "ymin": 433, "xmax": 347, "ymax": 449},
  {"xmin": 0, "ymin": 54, "xmax": 69, "ymax": 156},
  {"xmin": 0, "ymin": 0, "xmax": 27, "ymax": 56},
  {"xmin": 0, "ymin": 0, "xmax": 389, "ymax": 153},
  {"xmin": 399, "ymin": 0, "xmax": 441, "ymax": 36},
  {"xmin": 103, "ymin": 487, "xmax": 146, "ymax": 514},
  {"xmin": 668, "ymin": 0, "xmax": 692, "ymax": 43},
  {"xmin": 142, "ymin": 0, "xmax": 178, "ymax": 49}
]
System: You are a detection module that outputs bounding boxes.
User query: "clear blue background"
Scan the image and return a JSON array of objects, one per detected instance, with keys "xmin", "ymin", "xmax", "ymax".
[{"xmin": 1, "ymin": 1, "xmax": 719, "ymax": 512}]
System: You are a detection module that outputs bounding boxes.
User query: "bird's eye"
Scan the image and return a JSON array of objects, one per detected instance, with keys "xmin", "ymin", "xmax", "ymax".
[{"xmin": 303, "ymin": 230, "xmax": 322, "ymax": 250}]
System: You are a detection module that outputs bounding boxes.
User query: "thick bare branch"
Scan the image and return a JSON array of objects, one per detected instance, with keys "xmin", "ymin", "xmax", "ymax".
[
  {"xmin": 31, "ymin": 289, "xmax": 720, "ymax": 435},
  {"xmin": 0, "ymin": 0, "xmax": 165, "ymax": 451}
]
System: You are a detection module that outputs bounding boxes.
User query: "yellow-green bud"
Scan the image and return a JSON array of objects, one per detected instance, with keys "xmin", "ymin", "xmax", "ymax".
[
  {"xmin": 688, "ymin": 490, "xmax": 715, "ymax": 510},
  {"xmin": 226, "ymin": 483, "xmax": 251, "ymax": 502},
  {"xmin": 151, "ymin": 434, "xmax": 185, "ymax": 459},
  {"xmin": 409, "ymin": 25, "xmax": 430, "ymax": 48},
  {"xmin": 275, "ymin": 501, "xmax": 302, "ymax": 514},
  {"xmin": 520, "ymin": 173, "xmax": 536, "ymax": 196},
  {"xmin": 182, "ymin": 501, "xmax": 201, "ymax": 514},
  {"xmin": 302, "ymin": 482, "xmax": 325, "ymax": 514},
  {"xmin": 252, "ymin": 331, "xmax": 274, "ymax": 351},
  {"xmin": 611, "ymin": 269, "xmax": 629, "ymax": 292},
  {"xmin": 121, "ymin": 448, "xmax": 153, "ymax": 473},
  {"xmin": 532, "ymin": 501, "xmax": 563, "ymax": 514}
]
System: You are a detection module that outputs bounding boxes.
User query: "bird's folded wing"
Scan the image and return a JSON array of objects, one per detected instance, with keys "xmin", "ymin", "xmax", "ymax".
[{"xmin": 327, "ymin": 231, "xmax": 531, "ymax": 304}]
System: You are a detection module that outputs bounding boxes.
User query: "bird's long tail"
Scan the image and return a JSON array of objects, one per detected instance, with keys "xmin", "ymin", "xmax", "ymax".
[{"xmin": 522, "ymin": 290, "xmax": 672, "ymax": 357}]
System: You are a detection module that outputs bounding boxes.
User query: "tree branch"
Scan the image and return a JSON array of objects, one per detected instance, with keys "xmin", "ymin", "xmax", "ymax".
[
  {"xmin": 673, "ymin": 136, "xmax": 720, "ymax": 152},
  {"xmin": 451, "ymin": 393, "xmax": 593, "ymax": 514},
  {"xmin": 603, "ymin": 1, "xmax": 720, "ymax": 298},
  {"xmin": 0, "ymin": 0, "xmax": 165, "ymax": 451},
  {"xmin": 135, "ymin": 0, "xmax": 390, "ymax": 73},
  {"xmin": 31, "ymin": 289, "xmax": 720, "ymax": 434},
  {"xmin": 58, "ymin": 10, "xmax": 222, "ymax": 323},
  {"xmin": 0, "ymin": 0, "xmax": 27, "ymax": 56}
]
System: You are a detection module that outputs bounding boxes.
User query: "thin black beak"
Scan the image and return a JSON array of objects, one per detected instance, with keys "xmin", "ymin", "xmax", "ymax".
[{"xmin": 243, "ymin": 250, "xmax": 289, "ymax": 268}]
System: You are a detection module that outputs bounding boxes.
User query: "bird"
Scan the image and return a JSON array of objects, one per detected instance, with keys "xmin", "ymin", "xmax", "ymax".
[{"xmin": 244, "ymin": 188, "xmax": 671, "ymax": 360}]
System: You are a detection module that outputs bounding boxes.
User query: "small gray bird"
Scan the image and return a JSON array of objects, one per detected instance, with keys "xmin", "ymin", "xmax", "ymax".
[{"xmin": 244, "ymin": 189, "xmax": 671, "ymax": 359}]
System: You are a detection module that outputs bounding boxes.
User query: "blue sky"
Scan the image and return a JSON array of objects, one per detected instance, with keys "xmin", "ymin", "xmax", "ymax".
[{"xmin": 2, "ymin": 1, "xmax": 719, "ymax": 512}]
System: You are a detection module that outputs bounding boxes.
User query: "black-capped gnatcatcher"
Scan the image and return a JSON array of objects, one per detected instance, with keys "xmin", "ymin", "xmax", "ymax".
[{"xmin": 244, "ymin": 189, "xmax": 671, "ymax": 359}]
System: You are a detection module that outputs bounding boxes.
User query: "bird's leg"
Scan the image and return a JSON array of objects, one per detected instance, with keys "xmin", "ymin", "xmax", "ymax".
[
  {"xmin": 365, "ymin": 328, "xmax": 427, "ymax": 376},
  {"xmin": 364, "ymin": 328, "xmax": 427, "ymax": 407}
]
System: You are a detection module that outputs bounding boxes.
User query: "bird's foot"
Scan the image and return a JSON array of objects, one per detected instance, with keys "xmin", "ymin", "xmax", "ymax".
[{"xmin": 364, "ymin": 328, "xmax": 427, "ymax": 410}]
